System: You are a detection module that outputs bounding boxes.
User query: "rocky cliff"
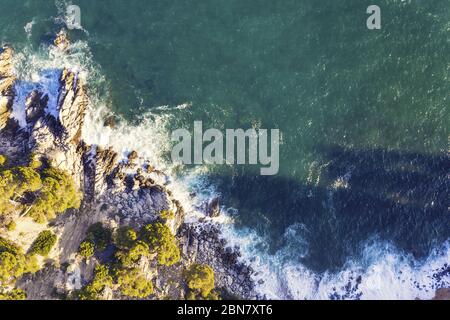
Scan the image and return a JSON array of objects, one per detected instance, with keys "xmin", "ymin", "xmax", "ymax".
[
  {"xmin": 0, "ymin": 46, "xmax": 15, "ymax": 130},
  {"xmin": 0, "ymin": 32, "xmax": 256, "ymax": 300}
]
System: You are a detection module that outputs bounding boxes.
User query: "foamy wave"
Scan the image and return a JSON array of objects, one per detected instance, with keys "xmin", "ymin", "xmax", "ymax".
[
  {"xmin": 11, "ymin": 33, "xmax": 101, "ymax": 128},
  {"xmin": 219, "ymin": 218, "xmax": 449, "ymax": 300}
]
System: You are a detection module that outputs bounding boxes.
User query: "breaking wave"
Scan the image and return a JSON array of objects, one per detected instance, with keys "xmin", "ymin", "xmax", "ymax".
[{"xmin": 220, "ymin": 222, "xmax": 450, "ymax": 300}]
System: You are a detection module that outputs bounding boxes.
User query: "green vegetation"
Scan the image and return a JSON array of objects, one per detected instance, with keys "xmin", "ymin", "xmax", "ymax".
[
  {"xmin": 116, "ymin": 268, "xmax": 153, "ymax": 298},
  {"xmin": 77, "ymin": 222, "xmax": 182, "ymax": 299},
  {"xmin": 185, "ymin": 264, "xmax": 215, "ymax": 299},
  {"xmin": 140, "ymin": 222, "xmax": 180, "ymax": 266},
  {"xmin": 115, "ymin": 226, "xmax": 137, "ymax": 249},
  {"xmin": 0, "ymin": 166, "xmax": 43, "ymax": 214},
  {"xmin": 77, "ymin": 222, "xmax": 112, "ymax": 260},
  {"xmin": 28, "ymin": 154, "xmax": 42, "ymax": 170},
  {"xmin": 86, "ymin": 222, "xmax": 112, "ymax": 252},
  {"xmin": 0, "ymin": 155, "xmax": 7, "ymax": 167},
  {"xmin": 0, "ymin": 169, "xmax": 15, "ymax": 214},
  {"xmin": 29, "ymin": 168, "xmax": 82, "ymax": 223},
  {"xmin": 0, "ymin": 237, "xmax": 39, "ymax": 286},
  {"xmin": 0, "ymin": 289, "xmax": 26, "ymax": 300},
  {"xmin": 78, "ymin": 240, "xmax": 95, "ymax": 259},
  {"xmin": 78, "ymin": 225, "xmax": 155, "ymax": 300},
  {"xmin": 30, "ymin": 230, "xmax": 57, "ymax": 256},
  {"xmin": 6, "ymin": 221, "xmax": 16, "ymax": 231},
  {"xmin": 116, "ymin": 241, "xmax": 150, "ymax": 268},
  {"xmin": 112, "ymin": 227, "xmax": 154, "ymax": 298},
  {"xmin": 160, "ymin": 210, "xmax": 175, "ymax": 221},
  {"xmin": 13, "ymin": 166, "xmax": 42, "ymax": 195},
  {"xmin": 0, "ymin": 155, "xmax": 82, "ymax": 224},
  {"xmin": 78, "ymin": 264, "xmax": 113, "ymax": 300}
]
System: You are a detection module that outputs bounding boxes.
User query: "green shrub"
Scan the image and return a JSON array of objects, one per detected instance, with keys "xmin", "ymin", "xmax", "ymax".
[
  {"xmin": 0, "ymin": 289, "xmax": 26, "ymax": 300},
  {"xmin": 78, "ymin": 264, "xmax": 113, "ymax": 300},
  {"xmin": 29, "ymin": 168, "xmax": 82, "ymax": 223},
  {"xmin": 115, "ymin": 226, "xmax": 137, "ymax": 249},
  {"xmin": 86, "ymin": 222, "xmax": 112, "ymax": 252},
  {"xmin": 78, "ymin": 240, "xmax": 95, "ymax": 259},
  {"xmin": 185, "ymin": 264, "xmax": 215, "ymax": 298},
  {"xmin": 0, "ymin": 163, "xmax": 81, "ymax": 222},
  {"xmin": 116, "ymin": 241, "xmax": 150, "ymax": 268},
  {"xmin": 0, "ymin": 155, "xmax": 7, "ymax": 167},
  {"xmin": 0, "ymin": 237, "xmax": 20, "ymax": 255},
  {"xmin": 0, "ymin": 169, "xmax": 18, "ymax": 214},
  {"xmin": 141, "ymin": 223, "xmax": 180, "ymax": 266},
  {"xmin": 28, "ymin": 154, "xmax": 42, "ymax": 170},
  {"xmin": 0, "ymin": 252, "xmax": 22, "ymax": 283},
  {"xmin": 0, "ymin": 237, "xmax": 38, "ymax": 285},
  {"xmin": 13, "ymin": 166, "xmax": 42, "ymax": 195},
  {"xmin": 160, "ymin": 210, "xmax": 175, "ymax": 221},
  {"xmin": 117, "ymin": 268, "xmax": 153, "ymax": 298},
  {"xmin": 6, "ymin": 221, "xmax": 16, "ymax": 231},
  {"xmin": 185, "ymin": 290, "xmax": 197, "ymax": 300},
  {"xmin": 30, "ymin": 230, "xmax": 57, "ymax": 256},
  {"xmin": 0, "ymin": 166, "xmax": 42, "ymax": 217}
]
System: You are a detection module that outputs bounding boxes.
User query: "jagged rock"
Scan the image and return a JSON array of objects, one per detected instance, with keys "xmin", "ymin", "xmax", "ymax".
[
  {"xmin": 27, "ymin": 67, "xmax": 87, "ymax": 187},
  {"xmin": 0, "ymin": 46, "xmax": 15, "ymax": 130},
  {"xmin": 172, "ymin": 200, "xmax": 186, "ymax": 232},
  {"xmin": 145, "ymin": 164, "xmax": 154, "ymax": 173},
  {"xmin": 205, "ymin": 197, "xmax": 221, "ymax": 217},
  {"xmin": 66, "ymin": 263, "xmax": 83, "ymax": 291},
  {"xmin": 25, "ymin": 90, "xmax": 48, "ymax": 124},
  {"xmin": 58, "ymin": 68, "xmax": 88, "ymax": 144},
  {"xmin": 54, "ymin": 30, "xmax": 70, "ymax": 51},
  {"xmin": 127, "ymin": 150, "xmax": 138, "ymax": 163},
  {"xmin": 83, "ymin": 146, "xmax": 120, "ymax": 201},
  {"xmin": 103, "ymin": 115, "xmax": 117, "ymax": 128}
]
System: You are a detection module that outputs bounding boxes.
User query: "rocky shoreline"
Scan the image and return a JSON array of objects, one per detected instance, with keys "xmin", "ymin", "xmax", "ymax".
[
  {"xmin": 1, "ymin": 31, "xmax": 447, "ymax": 301},
  {"xmin": 0, "ymin": 32, "xmax": 256, "ymax": 300}
]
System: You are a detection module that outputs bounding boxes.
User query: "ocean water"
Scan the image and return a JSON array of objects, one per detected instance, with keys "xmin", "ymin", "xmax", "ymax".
[{"xmin": 1, "ymin": 0, "xmax": 449, "ymax": 299}]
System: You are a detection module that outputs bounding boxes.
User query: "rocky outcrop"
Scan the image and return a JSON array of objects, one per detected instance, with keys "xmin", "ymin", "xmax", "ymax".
[
  {"xmin": 0, "ymin": 46, "xmax": 15, "ymax": 130},
  {"xmin": 204, "ymin": 197, "xmax": 221, "ymax": 218},
  {"xmin": 178, "ymin": 223, "xmax": 256, "ymax": 299},
  {"xmin": 81, "ymin": 145, "xmax": 119, "ymax": 201},
  {"xmin": 433, "ymin": 288, "xmax": 450, "ymax": 300},
  {"xmin": 57, "ymin": 68, "xmax": 88, "ymax": 144},
  {"xmin": 0, "ymin": 32, "xmax": 256, "ymax": 301},
  {"xmin": 27, "ymin": 67, "xmax": 87, "ymax": 187},
  {"xmin": 25, "ymin": 91, "xmax": 48, "ymax": 124}
]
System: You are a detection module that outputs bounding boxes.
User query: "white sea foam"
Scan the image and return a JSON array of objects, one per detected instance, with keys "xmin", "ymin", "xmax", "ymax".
[
  {"xmin": 219, "ymin": 218, "xmax": 450, "ymax": 300},
  {"xmin": 12, "ymin": 69, "xmax": 62, "ymax": 127},
  {"xmin": 24, "ymin": 19, "xmax": 36, "ymax": 38}
]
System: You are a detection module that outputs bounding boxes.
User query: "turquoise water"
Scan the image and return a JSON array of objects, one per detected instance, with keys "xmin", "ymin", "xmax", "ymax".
[{"xmin": 1, "ymin": 0, "xmax": 449, "ymax": 299}]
